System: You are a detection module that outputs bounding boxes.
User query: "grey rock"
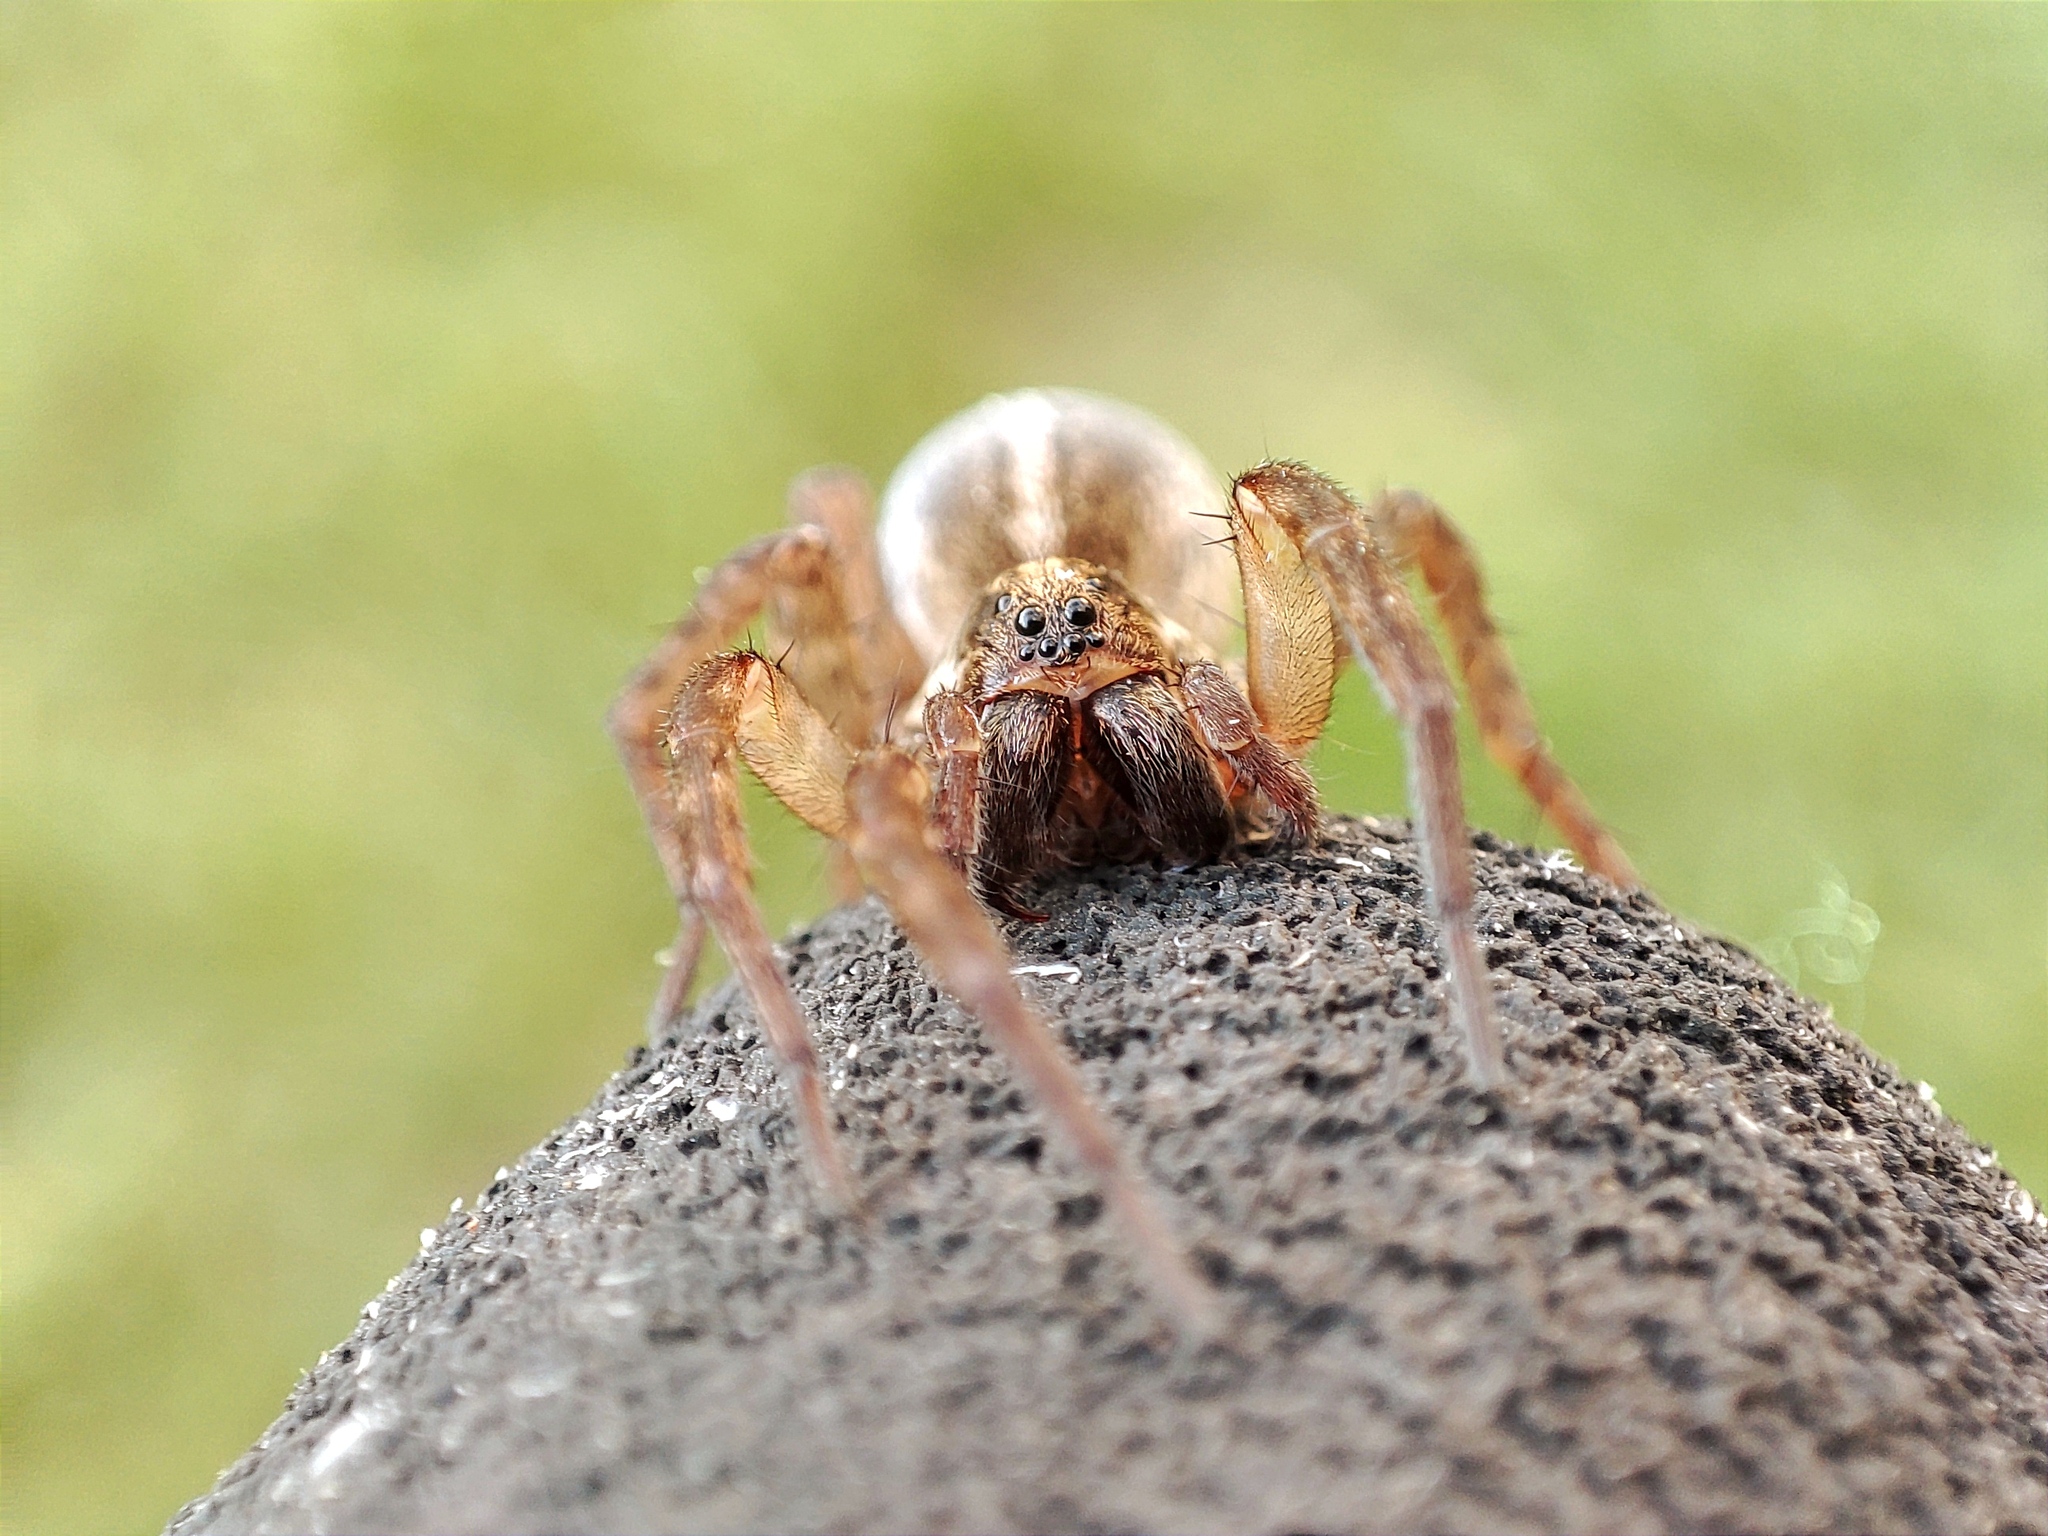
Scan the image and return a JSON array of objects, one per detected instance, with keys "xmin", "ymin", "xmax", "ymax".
[{"xmin": 169, "ymin": 819, "xmax": 2048, "ymax": 1535}]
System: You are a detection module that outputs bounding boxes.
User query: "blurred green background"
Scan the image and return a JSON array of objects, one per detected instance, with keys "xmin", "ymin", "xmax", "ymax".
[{"xmin": 5, "ymin": 6, "xmax": 2044, "ymax": 1531}]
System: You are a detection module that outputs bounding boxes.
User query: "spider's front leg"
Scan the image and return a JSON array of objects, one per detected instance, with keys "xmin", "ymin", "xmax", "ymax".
[
  {"xmin": 664, "ymin": 651, "xmax": 859, "ymax": 1207},
  {"xmin": 843, "ymin": 746, "xmax": 1217, "ymax": 1329},
  {"xmin": 1228, "ymin": 464, "xmax": 1642, "ymax": 1088},
  {"xmin": 1231, "ymin": 464, "xmax": 1506, "ymax": 1087},
  {"xmin": 667, "ymin": 656, "xmax": 1214, "ymax": 1325},
  {"xmin": 610, "ymin": 529, "xmax": 829, "ymax": 1034},
  {"xmin": 609, "ymin": 470, "xmax": 919, "ymax": 1036}
]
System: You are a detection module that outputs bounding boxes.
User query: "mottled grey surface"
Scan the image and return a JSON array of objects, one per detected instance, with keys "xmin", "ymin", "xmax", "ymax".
[{"xmin": 170, "ymin": 819, "xmax": 2048, "ymax": 1536}]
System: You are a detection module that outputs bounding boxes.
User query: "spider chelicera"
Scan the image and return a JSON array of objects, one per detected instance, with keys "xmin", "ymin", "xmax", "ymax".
[{"xmin": 610, "ymin": 389, "xmax": 1637, "ymax": 1323}]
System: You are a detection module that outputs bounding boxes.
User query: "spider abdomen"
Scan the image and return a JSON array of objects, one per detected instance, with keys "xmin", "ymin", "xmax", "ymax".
[{"xmin": 875, "ymin": 389, "xmax": 1238, "ymax": 668}]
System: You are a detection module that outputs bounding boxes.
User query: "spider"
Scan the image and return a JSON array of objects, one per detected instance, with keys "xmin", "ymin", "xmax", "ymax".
[{"xmin": 610, "ymin": 388, "xmax": 1637, "ymax": 1324}]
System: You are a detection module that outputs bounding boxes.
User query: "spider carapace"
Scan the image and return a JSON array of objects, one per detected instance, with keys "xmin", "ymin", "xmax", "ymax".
[{"xmin": 612, "ymin": 389, "xmax": 1637, "ymax": 1324}]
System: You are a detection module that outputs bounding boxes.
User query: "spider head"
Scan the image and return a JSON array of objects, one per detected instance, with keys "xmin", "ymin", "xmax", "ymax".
[{"xmin": 966, "ymin": 557, "xmax": 1168, "ymax": 700}]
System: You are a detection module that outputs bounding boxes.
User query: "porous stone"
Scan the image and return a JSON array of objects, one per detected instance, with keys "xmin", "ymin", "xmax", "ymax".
[{"xmin": 169, "ymin": 819, "xmax": 2048, "ymax": 1535}]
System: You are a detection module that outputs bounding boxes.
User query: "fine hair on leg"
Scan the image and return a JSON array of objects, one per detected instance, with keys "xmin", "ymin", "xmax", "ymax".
[
  {"xmin": 1374, "ymin": 488, "xmax": 1638, "ymax": 888},
  {"xmin": 923, "ymin": 688, "xmax": 982, "ymax": 869},
  {"xmin": 776, "ymin": 467, "xmax": 925, "ymax": 751},
  {"xmin": 606, "ymin": 499, "xmax": 905, "ymax": 1040},
  {"xmin": 1232, "ymin": 463, "xmax": 1504, "ymax": 1088},
  {"xmin": 1180, "ymin": 660, "xmax": 1319, "ymax": 845},
  {"xmin": 662, "ymin": 650, "xmax": 857, "ymax": 1209},
  {"xmin": 1220, "ymin": 476, "xmax": 1340, "ymax": 758},
  {"xmin": 844, "ymin": 746, "xmax": 1219, "ymax": 1332}
]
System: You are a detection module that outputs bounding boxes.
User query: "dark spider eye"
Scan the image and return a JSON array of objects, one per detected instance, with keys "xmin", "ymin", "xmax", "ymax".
[
  {"xmin": 1085, "ymin": 630, "xmax": 1105, "ymax": 648},
  {"xmin": 1014, "ymin": 606, "xmax": 1046, "ymax": 636},
  {"xmin": 1063, "ymin": 598, "xmax": 1097, "ymax": 629},
  {"xmin": 1036, "ymin": 635, "xmax": 1059, "ymax": 659},
  {"xmin": 1018, "ymin": 643, "xmax": 1035, "ymax": 660}
]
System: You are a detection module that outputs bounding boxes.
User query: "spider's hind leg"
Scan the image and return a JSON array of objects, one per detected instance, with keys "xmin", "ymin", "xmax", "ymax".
[{"xmin": 844, "ymin": 746, "xmax": 1217, "ymax": 1330}]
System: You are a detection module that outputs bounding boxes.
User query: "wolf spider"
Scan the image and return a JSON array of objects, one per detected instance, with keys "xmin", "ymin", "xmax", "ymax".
[{"xmin": 611, "ymin": 389, "xmax": 1636, "ymax": 1323}]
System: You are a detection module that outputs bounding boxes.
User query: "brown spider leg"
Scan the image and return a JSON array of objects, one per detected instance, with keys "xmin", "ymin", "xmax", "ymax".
[
  {"xmin": 1233, "ymin": 463, "xmax": 1504, "ymax": 1089},
  {"xmin": 608, "ymin": 524, "xmax": 843, "ymax": 1038},
  {"xmin": 663, "ymin": 651, "xmax": 858, "ymax": 1209},
  {"xmin": 843, "ymin": 746, "xmax": 1219, "ymax": 1331},
  {"xmin": 777, "ymin": 469, "xmax": 926, "ymax": 904},
  {"xmin": 1375, "ymin": 489, "xmax": 1639, "ymax": 888},
  {"xmin": 781, "ymin": 467, "xmax": 925, "ymax": 737}
]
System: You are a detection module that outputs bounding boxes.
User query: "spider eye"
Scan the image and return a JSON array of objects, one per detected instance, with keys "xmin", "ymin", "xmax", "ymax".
[
  {"xmin": 1063, "ymin": 598, "xmax": 1097, "ymax": 629},
  {"xmin": 1014, "ymin": 606, "xmax": 1046, "ymax": 636},
  {"xmin": 994, "ymin": 594, "xmax": 1015, "ymax": 614}
]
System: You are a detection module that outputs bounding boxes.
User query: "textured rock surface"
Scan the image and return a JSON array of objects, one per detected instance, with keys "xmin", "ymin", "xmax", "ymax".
[{"xmin": 170, "ymin": 819, "xmax": 2048, "ymax": 1535}]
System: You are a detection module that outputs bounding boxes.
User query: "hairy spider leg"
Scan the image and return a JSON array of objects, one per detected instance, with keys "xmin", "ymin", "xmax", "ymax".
[
  {"xmin": 844, "ymin": 747, "xmax": 1218, "ymax": 1330},
  {"xmin": 1231, "ymin": 463, "xmax": 1504, "ymax": 1088},
  {"xmin": 667, "ymin": 652, "xmax": 1215, "ymax": 1327},
  {"xmin": 1375, "ymin": 489, "xmax": 1639, "ymax": 889},
  {"xmin": 922, "ymin": 688, "xmax": 982, "ymax": 869},
  {"xmin": 770, "ymin": 471, "xmax": 925, "ymax": 905},
  {"xmin": 663, "ymin": 652, "xmax": 857, "ymax": 1208},
  {"xmin": 611, "ymin": 471, "xmax": 925, "ymax": 1036},
  {"xmin": 1220, "ymin": 482, "xmax": 1341, "ymax": 760},
  {"xmin": 609, "ymin": 523, "xmax": 849, "ymax": 1037},
  {"xmin": 774, "ymin": 468, "xmax": 926, "ymax": 743}
]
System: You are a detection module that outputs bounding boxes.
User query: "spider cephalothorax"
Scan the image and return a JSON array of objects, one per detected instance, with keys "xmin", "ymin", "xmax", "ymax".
[
  {"xmin": 611, "ymin": 388, "xmax": 1637, "ymax": 1325},
  {"xmin": 942, "ymin": 556, "xmax": 1315, "ymax": 918}
]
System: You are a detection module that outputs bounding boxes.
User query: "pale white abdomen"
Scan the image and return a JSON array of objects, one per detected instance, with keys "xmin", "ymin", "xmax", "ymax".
[{"xmin": 876, "ymin": 390, "xmax": 1239, "ymax": 667}]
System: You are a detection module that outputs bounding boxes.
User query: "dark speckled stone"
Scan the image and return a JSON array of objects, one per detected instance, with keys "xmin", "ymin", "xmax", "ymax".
[{"xmin": 168, "ymin": 819, "xmax": 2048, "ymax": 1535}]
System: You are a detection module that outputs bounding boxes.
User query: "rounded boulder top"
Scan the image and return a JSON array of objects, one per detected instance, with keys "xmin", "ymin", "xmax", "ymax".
[{"xmin": 170, "ymin": 820, "xmax": 2048, "ymax": 1536}]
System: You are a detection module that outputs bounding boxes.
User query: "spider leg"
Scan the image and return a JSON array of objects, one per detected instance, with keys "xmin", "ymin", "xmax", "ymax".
[
  {"xmin": 1232, "ymin": 463, "xmax": 1504, "ymax": 1088},
  {"xmin": 609, "ymin": 522, "xmax": 861, "ymax": 1037},
  {"xmin": 843, "ymin": 746, "xmax": 1218, "ymax": 1330},
  {"xmin": 1376, "ymin": 489, "xmax": 1638, "ymax": 888},
  {"xmin": 777, "ymin": 469, "xmax": 926, "ymax": 903},
  {"xmin": 780, "ymin": 468, "xmax": 925, "ymax": 739},
  {"xmin": 663, "ymin": 651, "xmax": 858, "ymax": 1208}
]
